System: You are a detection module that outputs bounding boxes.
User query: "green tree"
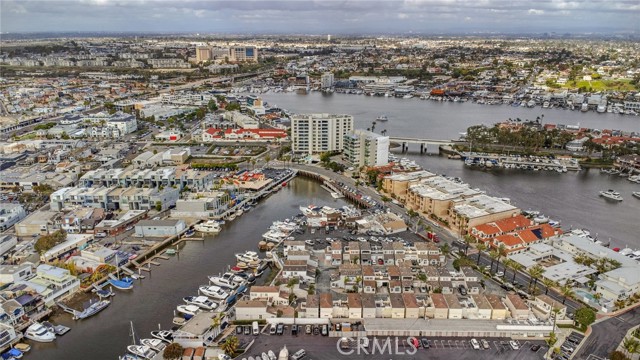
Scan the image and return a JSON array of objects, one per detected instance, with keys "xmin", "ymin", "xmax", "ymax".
[
  {"xmin": 623, "ymin": 337, "xmax": 640, "ymax": 357},
  {"xmin": 610, "ymin": 351, "xmax": 630, "ymax": 360},
  {"xmin": 527, "ymin": 265, "xmax": 545, "ymax": 292},
  {"xmin": 574, "ymin": 307, "xmax": 596, "ymax": 331},
  {"xmin": 560, "ymin": 284, "xmax": 574, "ymax": 305},
  {"xmin": 475, "ymin": 242, "xmax": 486, "ymax": 265},
  {"xmin": 155, "ymin": 201, "xmax": 162, "ymax": 211},
  {"xmin": 220, "ymin": 335, "xmax": 239, "ymax": 355},
  {"xmin": 163, "ymin": 342, "xmax": 184, "ymax": 360},
  {"xmin": 225, "ymin": 103, "xmax": 241, "ymax": 111},
  {"xmin": 34, "ymin": 230, "xmax": 67, "ymax": 254}
]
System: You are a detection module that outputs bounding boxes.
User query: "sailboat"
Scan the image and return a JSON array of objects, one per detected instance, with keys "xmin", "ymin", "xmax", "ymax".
[
  {"xmin": 108, "ymin": 255, "xmax": 134, "ymax": 290},
  {"xmin": 127, "ymin": 322, "xmax": 157, "ymax": 360}
]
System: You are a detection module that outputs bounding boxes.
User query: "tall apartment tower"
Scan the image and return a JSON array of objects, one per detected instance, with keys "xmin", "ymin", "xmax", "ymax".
[
  {"xmin": 321, "ymin": 72, "xmax": 334, "ymax": 89},
  {"xmin": 343, "ymin": 129, "xmax": 390, "ymax": 168},
  {"xmin": 291, "ymin": 114, "xmax": 354, "ymax": 155}
]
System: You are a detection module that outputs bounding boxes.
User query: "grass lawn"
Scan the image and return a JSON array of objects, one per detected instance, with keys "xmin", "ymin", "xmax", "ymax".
[
  {"xmin": 564, "ymin": 79, "xmax": 636, "ymax": 91},
  {"xmin": 17, "ymin": 132, "xmax": 37, "ymax": 140}
]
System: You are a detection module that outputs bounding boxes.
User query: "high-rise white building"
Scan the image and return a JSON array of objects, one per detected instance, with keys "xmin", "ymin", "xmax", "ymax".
[
  {"xmin": 291, "ymin": 114, "xmax": 353, "ymax": 155},
  {"xmin": 321, "ymin": 72, "xmax": 334, "ymax": 89},
  {"xmin": 343, "ymin": 129, "xmax": 390, "ymax": 168}
]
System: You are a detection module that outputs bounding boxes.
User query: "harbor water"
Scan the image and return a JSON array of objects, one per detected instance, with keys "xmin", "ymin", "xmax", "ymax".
[{"xmin": 32, "ymin": 178, "xmax": 347, "ymax": 360}]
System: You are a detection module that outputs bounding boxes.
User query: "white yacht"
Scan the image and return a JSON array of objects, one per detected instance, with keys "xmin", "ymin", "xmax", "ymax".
[
  {"xmin": 198, "ymin": 285, "xmax": 230, "ymax": 300},
  {"xmin": 208, "ymin": 273, "xmax": 243, "ymax": 288},
  {"xmin": 600, "ymin": 189, "xmax": 623, "ymax": 201},
  {"xmin": 376, "ymin": 115, "xmax": 389, "ymax": 122},
  {"xmin": 262, "ymin": 229, "xmax": 289, "ymax": 243},
  {"xmin": 127, "ymin": 345, "xmax": 157, "ymax": 360},
  {"xmin": 236, "ymin": 251, "xmax": 260, "ymax": 263},
  {"xmin": 632, "ymin": 192, "xmax": 640, "ymax": 199},
  {"xmin": 140, "ymin": 338, "xmax": 167, "ymax": 352},
  {"xmin": 24, "ymin": 323, "xmax": 56, "ymax": 342},
  {"xmin": 183, "ymin": 296, "xmax": 218, "ymax": 310},
  {"xmin": 176, "ymin": 304, "xmax": 201, "ymax": 317},
  {"xmin": 194, "ymin": 221, "xmax": 221, "ymax": 234}
]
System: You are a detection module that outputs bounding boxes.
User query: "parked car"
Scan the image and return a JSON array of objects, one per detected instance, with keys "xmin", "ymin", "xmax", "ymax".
[
  {"xmin": 269, "ymin": 324, "xmax": 276, "ymax": 335},
  {"xmin": 481, "ymin": 339, "xmax": 490, "ymax": 349},
  {"xmin": 313, "ymin": 325, "xmax": 319, "ymax": 335},
  {"xmin": 421, "ymin": 338, "xmax": 430, "ymax": 349},
  {"xmin": 509, "ymin": 340, "xmax": 520, "ymax": 350},
  {"xmin": 244, "ymin": 326, "xmax": 251, "ymax": 336},
  {"xmin": 276, "ymin": 323, "xmax": 284, "ymax": 335},
  {"xmin": 470, "ymin": 338, "xmax": 480, "ymax": 350},
  {"xmin": 291, "ymin": 324, "xmax": 298, "ymax": 336},
  {"xmin": 321, "ymin": 324, "xmax": 328, "ymax": 336},
  {"xmin": 305, "ymin": 325, "xmax": 312, "ymax": 334}
]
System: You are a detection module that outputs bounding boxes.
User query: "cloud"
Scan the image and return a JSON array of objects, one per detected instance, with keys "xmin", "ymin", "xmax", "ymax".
[{"xmin": 0, "ymin": 0, "xmax": 638, "ymax": 34}]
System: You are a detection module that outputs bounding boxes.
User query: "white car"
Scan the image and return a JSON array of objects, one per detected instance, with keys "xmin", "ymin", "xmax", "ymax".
[
  {"xmin": 470, "ymin": 338, "xmax": 480, "ymax": 350},
  {"xmin": 495, "ymin": 271, "xmax": 504, "ymax": 277},
  {"xmin": 509, "ymin": 340, "xmax": 520, "ymax": 350}
]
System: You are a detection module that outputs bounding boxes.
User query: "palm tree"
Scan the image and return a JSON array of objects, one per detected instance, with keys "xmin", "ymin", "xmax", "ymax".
[
  {"xmin": 527, "ymin": 265, "xmax": 545, "ymax": 293},
  {"xmin": 488, "ymin": 250, "xmax": 499, "ymax": 273},
  {"xmin": 495, "ymin": 244, "xmax": 507, "ymax": 273},
  {"xmin": 615, "ymin": 299, "xmax": 627, "ymax": 310},
  {"xmin": 542, "ymin": 278, "xmax": 556, "ymax": 295},
  {"xmin": 220, "ymin": 335, "xmax": 239, "ymax": 356},
  {"xmin": 560, "ymin": 284, "xmax": 574, "ymax": 305},
  {"xmin": 502, "ymin": 259, "xmax": 513, "ymax": 280},
  {"xmin": 476, "ymin": 242, "xmax": 487, "ymax": 265},
  {"xmin": 623, "ymin": 337, "xmax": 640, "ymax": 357}
]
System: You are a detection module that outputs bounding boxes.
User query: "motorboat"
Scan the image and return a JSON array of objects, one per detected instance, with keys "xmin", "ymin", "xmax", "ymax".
[
  {"xmin": 194, "ymin": 220, "xmax": 221, "ymax": 234},
  {"xmin": 236, "ymin": 251, "xmax": 260, "ymax": 263},
  {"xmin": 198, "ymin": 285, "xmax": 230, "ymax": 300},
  {"xmin": 633, "ymin": 192, "xmax": 640, "ymax": 199},
  {"xmin": 24, "ymin": 323, "xmax": 56, "ymax": 342},
  {"xmin": 150, "ymin": 330, "xmax": 173, "ymax": 343},
  {"xmin": 183, "ymin": 228, "xmax": 195, "ymax": 237},
  {"xmin": 13, "ymin": 344, "xmax": 30, "ymax": 354},
  {"xmin": 107, "ymin": 274, "xmax": 134, "ymax": 290},
  {"xmin": 183, "ymin": 296, "xmax": 217, "ymax": 310},
  {"xmin": 376, "ymin": 115, "xmax": 388, "ymax": 122},
  {"xmin": 127, "ymin": 345, "xmax": 157, "ymax": 360},
  {"xmin": 600, "ymin": 189, "xmax": 623, "ymax": 201},
  {"xmin": 2, "ymin": 349, "xmax": 22, "ymax": 359},
  {"xmin": 176, "ymin": 304, "xmax": 201, "ymax": 317},
  {"xmin": 140, "ymin": 338, "xmax": 167, "ymax": 352},
  {"xmin": 74, "ymin": 299, "xmax": 110, "ymax": 320},
  {"xmin": 209, "ymin": 272, "xmax": 243, "ymax": 288}
]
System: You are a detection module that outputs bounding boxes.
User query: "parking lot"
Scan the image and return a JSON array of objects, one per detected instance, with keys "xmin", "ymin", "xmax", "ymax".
[
  {"xmin": 231, "ymin": 325, "xmax": 547, "ymax": 360},
  {"xmin": 551, "ymin": 331, "xmax": 584, "ymax": 360}
]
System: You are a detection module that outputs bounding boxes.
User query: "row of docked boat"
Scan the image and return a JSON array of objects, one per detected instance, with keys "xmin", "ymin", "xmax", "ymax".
[{"xmin": 118, "ymin": 250, "xmax": 269, "ymax": 359}]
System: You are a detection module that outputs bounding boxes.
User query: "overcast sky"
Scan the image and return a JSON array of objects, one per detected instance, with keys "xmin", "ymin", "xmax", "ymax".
[{"xmin": 1, "ymin": 0, "xmax": 638, "ymax": 35}]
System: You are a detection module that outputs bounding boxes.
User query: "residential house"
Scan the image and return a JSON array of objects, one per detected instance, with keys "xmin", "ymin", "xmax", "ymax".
[{"xmin": 504, "ymin": 294, "xmax": 530, "ymax": 320}]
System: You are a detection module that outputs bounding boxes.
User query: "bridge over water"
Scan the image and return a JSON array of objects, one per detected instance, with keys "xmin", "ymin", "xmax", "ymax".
[{"xmin": 388, "ymin": 136, "xmax": 458, "ymax": 153}]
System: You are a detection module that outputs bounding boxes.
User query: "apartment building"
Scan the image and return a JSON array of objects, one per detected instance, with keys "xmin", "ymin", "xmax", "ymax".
[
  {"xmin": 196, "ymin": 46, "xmax": 212, "ymax": 63},
  {"xmin": 0, "ymin": 204, "xmax": 26, "ymax": 231},
  {"xmin": 291, "ymin": 113, "xmax": 353, "ymax": 154},
  {"xmin": 343, "ymin": 129, "xmax": 390, "ymax": 167}
]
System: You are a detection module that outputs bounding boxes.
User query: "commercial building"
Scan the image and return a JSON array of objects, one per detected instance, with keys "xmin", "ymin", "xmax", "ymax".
[
  {"xmin": 229, "ymin": 46, "xmax": 258, "ymax": 62},
  {"xmin": 343, "ymin": 129, "xmax": 390, "ymax": 167},
  {"xmin": 291, "ymin": 114, "xmax": 353, "ymax": 155},
  {"xmin": 134, "ymin": 219, "xmax": 186, "ymax": 237},
  {"xmin": 14, "ymin": 210, "xmax": 60, "ymax": 237},
  {"xmin": 195, "ymin": 46, "xmax": 212, "ymax": 63}
]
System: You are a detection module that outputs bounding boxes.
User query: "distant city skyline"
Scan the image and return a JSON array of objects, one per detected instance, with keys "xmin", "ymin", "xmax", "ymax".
[{"xmin": 1, "ymin": 0, "xmax": 638, "ymax": 35}]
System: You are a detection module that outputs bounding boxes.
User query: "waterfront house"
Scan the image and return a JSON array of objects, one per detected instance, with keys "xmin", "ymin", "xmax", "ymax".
[
  {"xmin": 18, "ymin": 264, "xmax": 80, "ymax": 306},
  {"xmin": 235, "ymin": 300, "xmax": 273, "ymax": 321}
]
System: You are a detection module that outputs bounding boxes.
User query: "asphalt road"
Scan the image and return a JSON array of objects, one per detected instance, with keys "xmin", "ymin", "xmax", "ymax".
[{"xmin": 573, "ymin": 306, "xmax": 640, "ymax": 359}]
